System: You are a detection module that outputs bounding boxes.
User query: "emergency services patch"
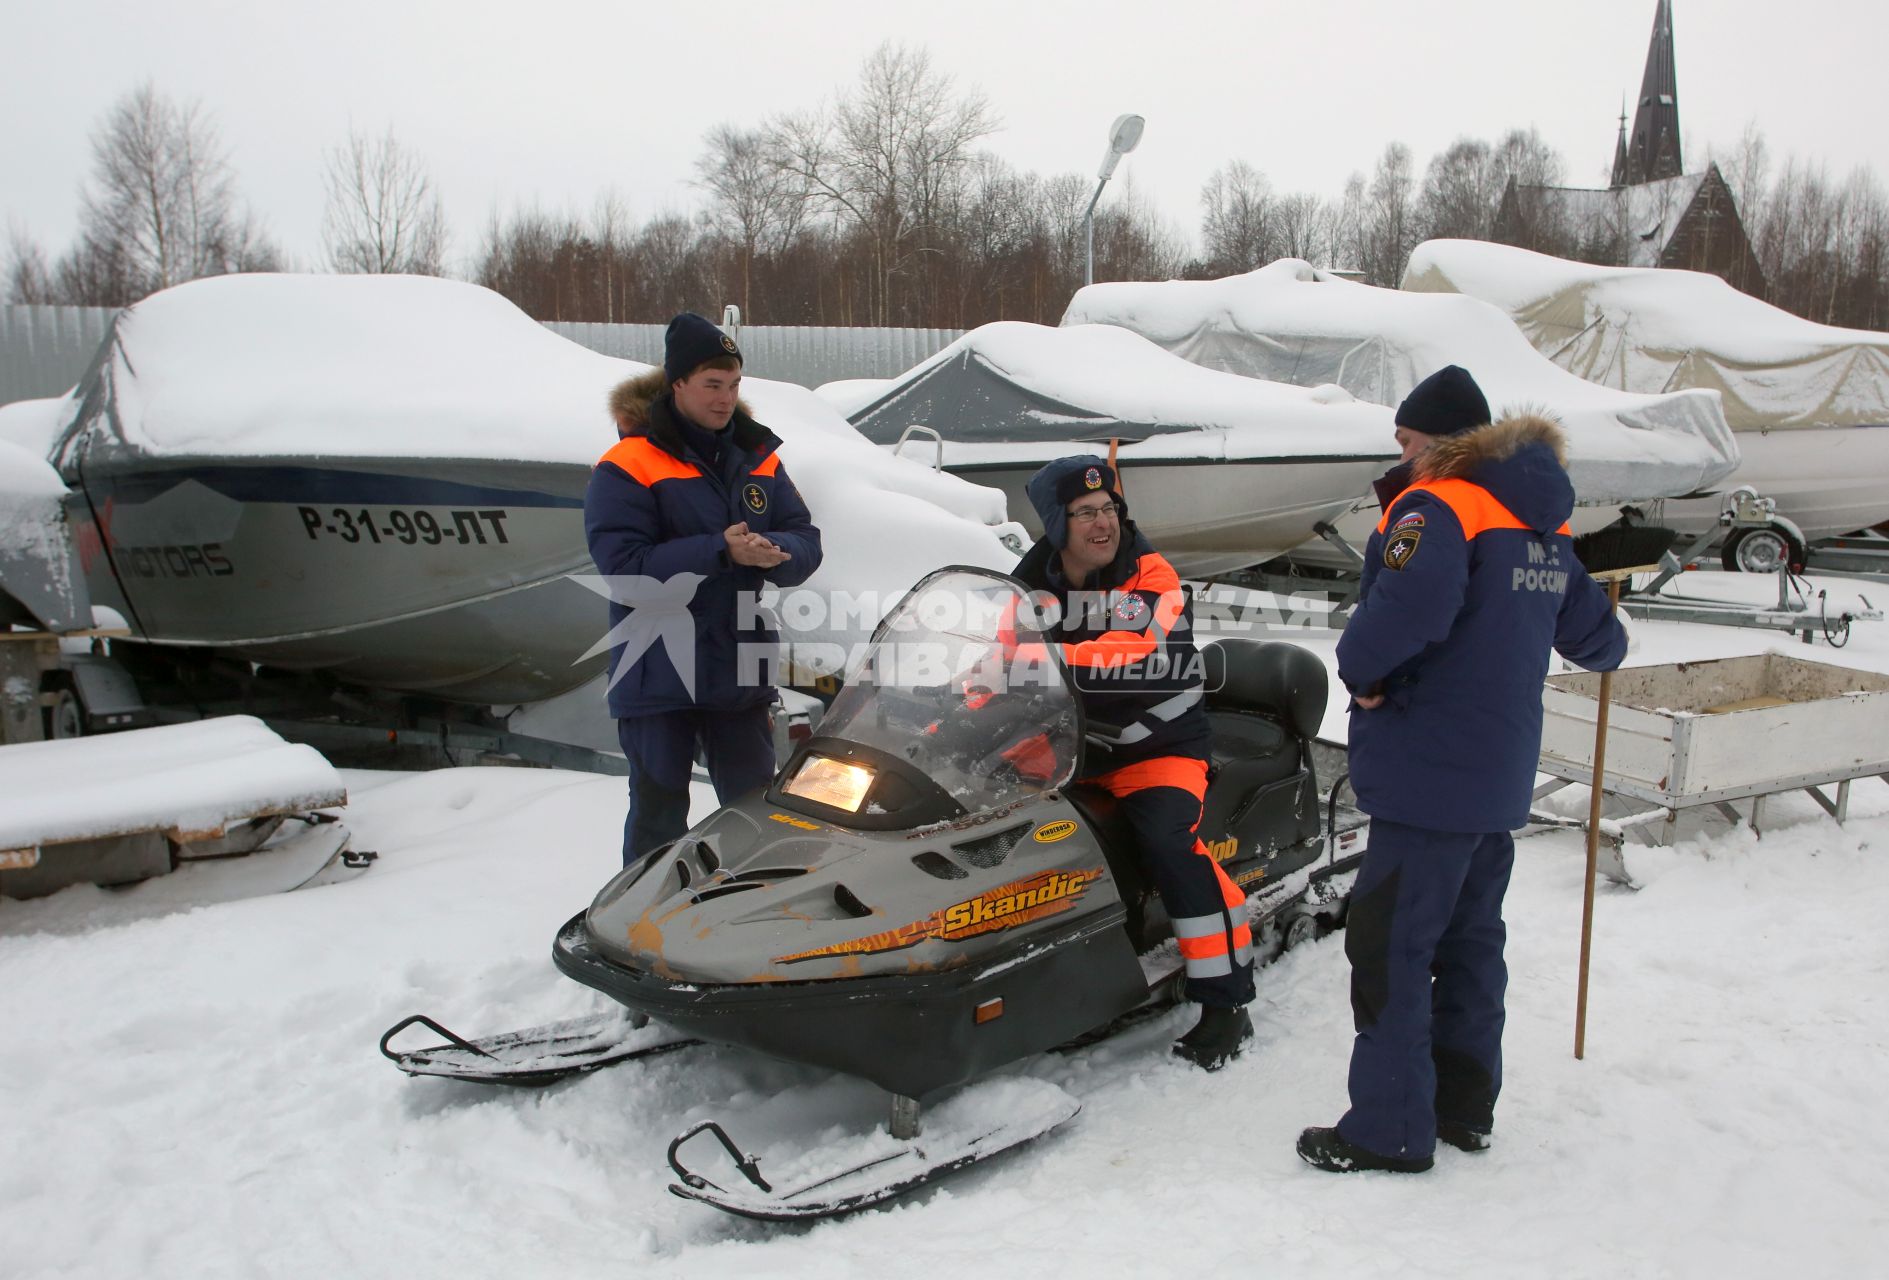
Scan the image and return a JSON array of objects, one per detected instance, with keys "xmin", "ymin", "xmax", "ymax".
[
  {"xmin": 1384, "ymin": 528, "xmax": 1421, "ymax": 570},
  {"xmin": 1391, "ymin": 512, "xmax": 1425, "ymax": 532},
  {"xmin": 1113, "ymin": 593, "xmax": 1150, "ymax": 627},
  {"xmin": 1083, "ymin": 466, "xmax": 1104, "ymax": 490},
  {"xmin": 743, "ymin": 483, "xmax": 768, "ymax": 514},
  {"xmin": 721, "ymin": 334, "xmax": 739, "ymax": 353}
]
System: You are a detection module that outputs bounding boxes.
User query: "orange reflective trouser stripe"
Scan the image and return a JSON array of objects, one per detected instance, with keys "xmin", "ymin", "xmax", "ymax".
[{"xmin": 1090, "ymin": 756, "xmax": 1254, "ymax": 1002}]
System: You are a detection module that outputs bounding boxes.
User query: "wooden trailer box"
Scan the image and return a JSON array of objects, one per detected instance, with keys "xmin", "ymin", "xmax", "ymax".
[{"xmin": 1538, "ymin": 654, "xmax": 1889, "ymax": 852}]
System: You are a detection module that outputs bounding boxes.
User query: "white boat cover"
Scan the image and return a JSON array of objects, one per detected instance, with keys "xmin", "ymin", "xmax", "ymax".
[
  {"xmin": 26, "ymin": 274, "xmax": 1020, "ymax": 660},
  {"xmin": 1063, "ymin": 259, "xmax": 1741, "ymax": 506},
  {"xmin": 0, "ymin": 716, "xmax": 344, "ymax": 850},
  {"xmin": 1403, "ymin": 239, "xmax": 1889, "ymax": 432},
  {"xmin": 842, "ymin": 319, "xmax": 1394, "ymax": 461},
  {"xmin": 0, "ymin": 438, "xmax": 87, "ymax": 631}
]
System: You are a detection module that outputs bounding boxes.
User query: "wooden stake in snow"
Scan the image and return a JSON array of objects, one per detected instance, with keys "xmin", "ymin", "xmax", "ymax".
[
  {"xmin": 1107, "ymin": 437, "xmax": 1121, "ymax": 496},
  {"xmin": 1576, "ymin": 571, "xmax": 1638, "ymax": 1060}
]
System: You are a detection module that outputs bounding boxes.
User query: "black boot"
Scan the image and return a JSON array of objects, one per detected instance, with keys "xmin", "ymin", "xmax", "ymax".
[
  {"xmin": 1436, "ymin": 1120, "xmax": 1492, "ymax": 1153},
  {"xmin": 1296, "ymin": 1126, "xmax": 1433, "ymax": 1174},
  {"xmin": 1171, "ymin": 1005, "xmax": 1253, "ymax": 1071}
]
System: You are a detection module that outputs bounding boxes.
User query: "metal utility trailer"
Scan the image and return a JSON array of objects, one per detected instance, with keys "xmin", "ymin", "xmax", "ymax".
[{"xmin": 1534, "ymin": 654, "xmax": 1889, "ymax": 881}]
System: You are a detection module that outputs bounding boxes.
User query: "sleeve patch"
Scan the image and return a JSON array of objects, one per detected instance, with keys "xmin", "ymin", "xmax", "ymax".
[{"xmin": 1384, "ymin": 528, "xmax": 1422, "ymax": 570}]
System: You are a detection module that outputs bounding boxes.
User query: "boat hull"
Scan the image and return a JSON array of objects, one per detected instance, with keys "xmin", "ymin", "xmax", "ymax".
[
  {"xmin": 65, "ymin": 451, "xmax": 606, "ymax": 705},
  {"xmin": 1650, "ymin": 425, "xmax": 1889, "ymax": 543},
  {"xmin": 944, "ymin": 456, "xmax": 1383, "ymax": 577}
]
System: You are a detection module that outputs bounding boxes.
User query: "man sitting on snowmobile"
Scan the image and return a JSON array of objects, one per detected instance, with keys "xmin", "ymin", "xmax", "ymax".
[{"xmin": 1008, "ymin": 456, "xmax": 1256, "ymax": 1071}]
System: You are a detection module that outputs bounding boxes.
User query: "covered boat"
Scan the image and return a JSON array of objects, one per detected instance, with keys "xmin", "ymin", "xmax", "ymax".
[
  {"xmin": 1403, "ymin": 239, "xmax": 1889, "ymax": 547},
  {"xmin": 1062, "ymin": 258, "xmax": 1741, "ymax": 557},
  {"xmin": 27, "ymin": 274, "xmax": 1018, "ymax": 705},
  {"xmin": 828, "ymin": 321, "xmax": 1396, "ymax": 578}
]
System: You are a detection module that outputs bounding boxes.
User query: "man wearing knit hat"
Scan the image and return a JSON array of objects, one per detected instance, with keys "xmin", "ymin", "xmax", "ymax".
[
  {"xmin": 1297, "ymin": 365, "xmax": 1626, "ymax": 1173},
  {"xmin": 585, "ymin": 313, "xmax": 823, "ymax": 867},
  {"xmin": 1014, "ymin": 455, "xmax": 1256, "ymax": 1071}
]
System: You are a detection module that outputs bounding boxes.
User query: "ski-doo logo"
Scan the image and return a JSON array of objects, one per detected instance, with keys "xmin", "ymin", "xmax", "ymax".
[
  {"xmin": 772, "ymin": 867, "xmax": 1104, "ymax": 965},
  {"xmin": 1032, "ymin": 820, "xmax": 1077, "ymax": 844}
]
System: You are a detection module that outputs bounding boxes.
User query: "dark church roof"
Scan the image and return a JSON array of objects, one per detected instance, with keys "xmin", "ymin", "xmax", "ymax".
[{"xmin": 1612, "ymin": 0, "xmax": 1683, "ymax": 187}]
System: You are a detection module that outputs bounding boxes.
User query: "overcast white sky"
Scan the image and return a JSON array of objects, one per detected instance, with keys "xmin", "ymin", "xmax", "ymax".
[{"xmin": 4, "ymin": 0, "xmax": 1885, "ymax": 276}]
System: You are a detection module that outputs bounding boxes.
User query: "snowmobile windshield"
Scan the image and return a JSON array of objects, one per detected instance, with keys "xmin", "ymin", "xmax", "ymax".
[{"xmin": 780, "ymin": 568, "xmax": 1081, "ymax": 826}]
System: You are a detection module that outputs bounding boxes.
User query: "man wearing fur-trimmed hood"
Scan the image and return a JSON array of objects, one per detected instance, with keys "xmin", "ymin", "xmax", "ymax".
[
  {"xmin": 585, "ymin": 313, "xmax": 822, "ymax": 868},
  {"xmin": 1298, "ymin": 365, "xmax": 1625, "ymax": 1176}
]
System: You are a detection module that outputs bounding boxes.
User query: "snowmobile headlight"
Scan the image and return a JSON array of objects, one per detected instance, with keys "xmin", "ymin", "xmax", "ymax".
[{"xmin": 782, "ymin": 754, "xmax": 876, "ymax": 814}]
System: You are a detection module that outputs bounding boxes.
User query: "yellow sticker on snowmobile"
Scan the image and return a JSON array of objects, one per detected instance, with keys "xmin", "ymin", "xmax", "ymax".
[
  {"xmin": 768, "ymin": 813, "xmax": 821, "ymax": 831},
  {"xmin": 772, "ymin": 867, "xmax": 1105, "ymax": 965},
  {"xmin": 1032, "ymin": 820, "xmax": 1078, "ymax": 843},
  {"xmin": 1205, "ymin": 836, "xmax": 1238, "ymax": 862}
]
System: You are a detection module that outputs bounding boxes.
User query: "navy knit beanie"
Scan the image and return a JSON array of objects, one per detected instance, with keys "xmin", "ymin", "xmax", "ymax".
[
  {"xmin": 664, "ymin": 312, "xmax": 742, "ymax": 384},
  {"xmin": 1395, "ymin": 365, "xmax": 1491, "ymax": 437},
  {"xmin": 1026, "ymin": 455, "xmax": 1124, "ymax": 550}
]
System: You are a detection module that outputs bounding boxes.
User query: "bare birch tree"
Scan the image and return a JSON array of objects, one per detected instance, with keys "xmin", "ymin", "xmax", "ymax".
[
  {"xmin": 769, "ymin": 42, "xmax": 995, "ymax": 323},
  {"xmin": 1199, "ymin": 160, "xmax": 1278, "ymax": 274},
  {"xmin": 321, "ymin": 126, "xmax": 448, "ymax": 274}
]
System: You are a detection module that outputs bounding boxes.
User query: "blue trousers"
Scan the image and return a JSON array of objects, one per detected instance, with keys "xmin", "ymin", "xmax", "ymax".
[
  {"xmin": 617, "ymin": 706, "xmax": 776, "ymax": 867},
  {"xmin": 1337, "ymin": 819, "xmax": 1514, "ymax": 1160}
]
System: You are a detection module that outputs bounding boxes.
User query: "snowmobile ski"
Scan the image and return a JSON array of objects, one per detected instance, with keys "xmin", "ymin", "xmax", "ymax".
[
  {"xmin": 378, "ymin": 1011, "xmax": 698, "ymax": 1087},
  {"xmin": 666, "ymin": 1078, "xmax": 1081, "ymax": 1221}
]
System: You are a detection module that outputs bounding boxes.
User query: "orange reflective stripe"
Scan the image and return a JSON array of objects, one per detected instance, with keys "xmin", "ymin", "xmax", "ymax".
[
  {"xmin": 1176, "ymin": 920, "xmax": 1251, "ymax": 960},
  {"xmin": 1090, "ymin": 755, "xmax": 1209, "ymax": 801},
  {"xmin": 1208, "ymin": 857, "xmax": 1246, "ymax": 909},
  {"xmin": 1178, "ymin": 934, "xmax": 1228, "ymax": 961},
  {"xmin": 750, "ymin": 452, "xmax": 782, "ymax": 477},
  {"xmin": 1061, "ymin": 551, "xmax": 1184, "ymax": 671},
  {"xmin": 1376, "ymin": 477, "xmax": 1572, "ymax": 538},
  {"xmin": 599, "ymin": 438, "xmax": 702, "ymax": 487}
]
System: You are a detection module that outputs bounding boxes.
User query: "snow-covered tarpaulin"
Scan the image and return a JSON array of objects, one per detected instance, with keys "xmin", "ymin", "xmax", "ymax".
[
  {"xmin": 0, "ymin": 437, "xmax": 88, "ymax": 631},
  {"xmin": 37, "ymin": 274, "xmax": 1020, "ymax": 674},
  {"xmin": 1062, "ymin": 259, "xmax": 1741, "ymax": 506},
  {"xmin": 0, "ymin": 715, "xmax": 343, "ymax": 849},
  {"xmin": 838, "ymin": 319, "xmax": 1395, "ymax": 458},
  {"xmin": 1403, "ymin": 239, "xmax": 1889, "ymax": 432}
]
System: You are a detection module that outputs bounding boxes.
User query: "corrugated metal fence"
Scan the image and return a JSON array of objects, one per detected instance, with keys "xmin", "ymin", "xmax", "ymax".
[
  {"xmin": 1, "ymin": 304, "xmax": 960, "ymax": 408},
  {"xmin": 1, "ymin": 306, "xmax": 116, "ymax": 407},
  {"xmin": 543, "ymin": 322, "xmax": 960, "ymax": 388}
]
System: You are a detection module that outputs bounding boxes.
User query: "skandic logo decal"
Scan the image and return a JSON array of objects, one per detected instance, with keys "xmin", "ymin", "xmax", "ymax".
[{"xmin": 772, "ymin": 868, "xmax": 1103, "ymax": 965}]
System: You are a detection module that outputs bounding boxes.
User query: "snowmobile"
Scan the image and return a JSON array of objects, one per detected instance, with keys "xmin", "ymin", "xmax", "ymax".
[{"xmin": 381, "ymin": 566, "xmax": 1367, "ymax": 1219}]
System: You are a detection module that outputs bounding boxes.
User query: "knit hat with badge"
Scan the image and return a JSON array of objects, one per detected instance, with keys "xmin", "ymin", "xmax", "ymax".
[
  {"xmin": 1026, "ymin": 455, "xmax": 1126, "ymax": 550},
  {"xmin": 664, "ymin": 312, "xmax": 743, "ymax": 384},
  {"xmin": 1395, "ymin": 364, "xmax": 1491, "ymax": 437}
]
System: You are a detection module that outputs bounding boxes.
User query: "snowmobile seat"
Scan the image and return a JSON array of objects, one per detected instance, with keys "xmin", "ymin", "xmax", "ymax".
[
  {"xmin": 1200, "ymin": 639, "xmax": 1325, "ymax": 741},
  {"xmin": 1197, "ymin": 640, "xmax": 1325, "ymax": 863}
]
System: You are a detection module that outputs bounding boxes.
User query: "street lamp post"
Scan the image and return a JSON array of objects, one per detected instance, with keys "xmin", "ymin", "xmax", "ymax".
[{"xmin": 1084, "ymin": 113, "xmax": 1145, "ymax": 288}]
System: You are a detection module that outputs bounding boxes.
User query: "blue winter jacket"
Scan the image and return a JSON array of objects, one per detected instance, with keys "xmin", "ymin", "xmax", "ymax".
[
  {"xmin": 584, "ymin": 372, "xmax": 822, "ymax": 717},
  {"xmin": 1337, "ymin": 414, "xmax": 1626, "ymax": 833}
]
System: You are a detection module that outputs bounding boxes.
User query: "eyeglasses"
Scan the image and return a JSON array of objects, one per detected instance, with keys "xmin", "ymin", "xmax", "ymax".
[{"xmin": 1066, "ymin": 502, "xmax": 1124, "ymax": 527}]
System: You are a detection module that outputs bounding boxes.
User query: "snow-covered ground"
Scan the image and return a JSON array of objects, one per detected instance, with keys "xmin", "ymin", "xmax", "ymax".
[{"xmin": 5, "ymin": 591, "xmax": 1889, "ymax": 1278}]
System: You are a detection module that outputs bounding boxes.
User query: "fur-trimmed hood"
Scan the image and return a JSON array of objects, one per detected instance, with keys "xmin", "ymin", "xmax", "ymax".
[
  {"xmin": 1412, "ymin": 412, "xmax": 1566, "ymax": 483},
  {"xmin": 1382, "ymin": 411, "xmax": 1575, "ymax": 535},
  {"xmin": 607, "ymin": 367, "xmax": 773, "ymax": 460}
]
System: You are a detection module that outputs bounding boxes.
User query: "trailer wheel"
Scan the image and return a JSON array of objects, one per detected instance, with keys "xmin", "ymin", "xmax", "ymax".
[
  {"xmin": 45, "ymin": 687, "xmax": 85, "ymax": 739},
  {"xmin": 1722, "ymin": 524, "xmax": 1804, "ymax": 574}
]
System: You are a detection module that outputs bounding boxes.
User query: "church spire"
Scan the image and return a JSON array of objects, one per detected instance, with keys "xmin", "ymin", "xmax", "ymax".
[
  {"xmin": 1610, "ymin": 99, "xmax": 1630, "ymax": 188},
  {"xmin": 1619, "ymin": 0, "xmax": 1683, "ymax": 185}
]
